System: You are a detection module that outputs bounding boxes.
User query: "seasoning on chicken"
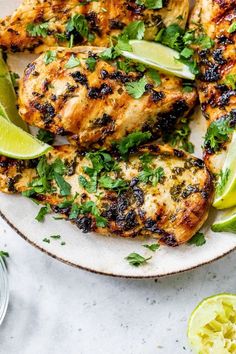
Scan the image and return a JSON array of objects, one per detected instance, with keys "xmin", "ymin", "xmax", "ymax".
[
  {"xmin": 19, "ymin": 47, "xmax": 197, "ymax": 148},
  {"xmin": 0, "ymin": 0, "xmax": 189, "ymax": 53},
  {"xmin": 0, "ymin": 143, "xmax": 213, "ymax": 245},
  {"xmin": 190, "ymin": 0, "xmax": 236, "ymax": 175}
]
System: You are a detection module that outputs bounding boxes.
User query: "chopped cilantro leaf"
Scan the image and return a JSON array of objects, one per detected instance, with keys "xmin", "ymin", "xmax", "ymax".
[
  {"xmin": 69, "ymin": 201, "xmax": 107, "ymax": 228},
  {"xmin": 139, "ymin": 153, "xmax": 154, "ymax": 166},
  {"xmin": 79, "ymin": 174, "xmax": 97, "ymax": 193},
  {"xmin": 138, "ymin": 167, "xmax": 165, "ymax": 186},
  {"xmin": 50, "ymin": 235, "xmax": 61, "ymax": 240},
  {"xmin": 37, "ymin": 129, "xmax": 54, "ymax": 144},
  {"xmin": 43, "ymin": 238, "xmax": 50, "ymax": 243},
  {"xmin": 54, "ymin": 172, "xmax": 71, "ymax": 196},
  {"xmin": 99, "ymin": 175, "xmax": 128, "ymax": 192},
  {"xmin": 65, "ymin": 55, "xmax": 81, "ymax": 69},
  {"xmin": 66, "ymin": 14, "xmax": 89, "ymax": 38},
  {"xmin": 180, "ymin": 47, "xmax": 194, "ymax": 59},
  {"xmin": 35, "ymin": 204, "xmax": 50, "ymax": 222},
  {"xmin": 125, "ymin": 76, "xmax": 147, "ymax": 99},
  {"xmin": 125, "ymin": 252, "xmax": 152, "ymax": 267},
  {"xmin": 163, "ymin": 117, "xmax": 194, "ymax": 153},
  {"xmin": 143, "ymin": 243, "xmax": 160, "ymax": 252},
  {"xmin": 0, "ymin": 250, "xmax": 9, "ymax": 260},
  {"xmin": 26, "ymin": 22, "xmax": 49, "ymax": 38},
  {"xmin": 224, "ymin": 74, "xmax": 236, "ymax": 89},
  {"xmin": 86, "ymin": 56, "xmax": 97, "ymax": 71},
  {"xmin": 228, "ymin": 22, "xmax": 236, "ymax": 34},
  {"xmin": 116, "ymin": 131, "xmax": 152, "ymax": 156},
  {"xmin": 155, "ymin": 24, "xmax": 184, "ymax": 52},
  {"xmin": 147, "ymin": 69, "xmax": 161, "ymax": 86},
  {"xmin": 123, "ymin": 21, "xmax": 145, "ymax": 40},
  {"xmin": 204, "ymin": 116, "xmax": 233, "ymax": 152},
  {"xmin": 136, "ymin": 0, "xmax": 163, "ymax": 9},
  {"xmin": 188, "ymin": 232, "xmax": 206, "ymax": 246},
  {"xmin": 44, "ymin": 50, "xmax": 57, "ymax": 65}
]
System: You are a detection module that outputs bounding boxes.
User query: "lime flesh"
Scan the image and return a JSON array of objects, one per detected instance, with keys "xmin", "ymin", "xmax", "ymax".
[
  {"xmin": 211, "ymin": 207, "xmax": 236, "ymax": 233},
  {"xmin": 214, "ymin": 131, "xmax": 236, "ymax": 209},
  {"xmin": 188, "ymin": 294, "xmax": 236, "ymax": 354},
  {"xmin": 121, "ymin": 40, "xmax": 195, "ymax": 80},
  {"xmin": 0, "ymin": 53, "xmax": 28, "ymax": 131},
  {"xmin": 0, "ymin": 115, "xmax": 51, "ymax": 159}
]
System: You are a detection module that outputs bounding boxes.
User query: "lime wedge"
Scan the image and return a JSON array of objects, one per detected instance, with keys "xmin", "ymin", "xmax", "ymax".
[
  {"xmin": 121, "ymin": 40, "xmax": 195, "ymax": 80},
  {"xmin": 211, "ymin": 207, "xmax": 236, "ymax": 233},
  {"xmin": 0, "ymin": 53, "xmax": 28, "ymax": 131},
  {"xmin": 0, "ymin": 115, "xmax": 51, "ymax": 159},
  {"xmin": 213, "ymin": 131, "xmax": 236, "ymax": 209},
  {"xmin": 188, "ymin": 293, "xmax": 236, "ymax": 354}
]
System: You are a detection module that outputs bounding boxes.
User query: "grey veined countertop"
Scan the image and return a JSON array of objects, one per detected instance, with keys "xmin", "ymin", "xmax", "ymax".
[{"xmin": 0, "ymin": 216, "xmax": 235, "ymax": 354}]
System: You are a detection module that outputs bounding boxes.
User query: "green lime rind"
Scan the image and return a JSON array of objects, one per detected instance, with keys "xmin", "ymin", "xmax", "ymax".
[
  {"xmin": 121, "ymin": 40, "xmax": 195, "ymax": 80},
  {"xmin": 211, "ymin": 208, "xmax": 236, "ymax": 233},
  {"xmin": 0, "ymin": 115, "xmax": 51, "ymax": 160},
  {"xmin": 0, "ymin": 53, "xmax": 28, "ymax": 131},
  {"xmin": 188, "ymin": 293, "xmax": 236, "ymax": 354},
  {"xmin": 213, "ymin": 131, "xmax": 236, "ymax": 209}
]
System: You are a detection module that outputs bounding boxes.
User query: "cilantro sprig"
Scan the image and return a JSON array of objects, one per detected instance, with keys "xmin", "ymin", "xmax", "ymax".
[{"xmin": 125, "ymin": 252, "xmax": 152, "ymax": 267}]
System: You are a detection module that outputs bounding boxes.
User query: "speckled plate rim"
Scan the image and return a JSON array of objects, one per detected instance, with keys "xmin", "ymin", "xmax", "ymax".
[{"xmin": 1, "ymin": 209, "xmax": 236, "ymax": 279}]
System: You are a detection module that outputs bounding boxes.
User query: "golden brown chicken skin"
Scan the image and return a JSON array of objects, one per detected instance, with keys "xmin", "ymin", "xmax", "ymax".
[
  {"xmin": 0, "ymin": 144, "xmax": 213, "ymax": 245},
  {"xmin": 190, "ymin": 0, "xmax": 236, "ymax": 175},
  {"xmin": 0, "ymin": 0, "xmax": 189, "ymax": 53},
  {"xmin": 19, "ymin": 47, "xmax": 197, "ymax": 148}
]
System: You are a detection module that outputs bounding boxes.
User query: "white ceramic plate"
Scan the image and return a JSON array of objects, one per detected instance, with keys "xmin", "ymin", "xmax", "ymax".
[{"xmin": 0, "ymin": 0, "xmax": 236, "ymax": 278}]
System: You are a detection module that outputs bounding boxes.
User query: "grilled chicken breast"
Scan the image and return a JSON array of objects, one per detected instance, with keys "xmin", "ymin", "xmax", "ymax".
[
  {"xmin": 0, "ymin": 0, "xmax": 189, "ymax": 53},
  {"xmin": 190, "ymin": 0, "xmax": 236, "ymax": 175},
  {"xmin": 19, "ymin": 47, "xmax": 197, "ymax": 148},
  {"xmin": 0, "ymin": 144, "xmax": 213, "ymax": 245}
]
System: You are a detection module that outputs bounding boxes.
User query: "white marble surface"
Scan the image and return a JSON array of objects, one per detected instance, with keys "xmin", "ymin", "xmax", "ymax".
[{"xmin": 0, "ymin": 216, "xmax": 235, "ymax": 354}]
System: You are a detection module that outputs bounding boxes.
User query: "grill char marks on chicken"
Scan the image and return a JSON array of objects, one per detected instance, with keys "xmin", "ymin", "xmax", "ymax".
[
  {"xmin": 0, "ymin": 0, "xmax": 189, "ymax": 53},
  {"xmin": 0, "ymin": 144, "xmax": 213, "ymax": 245},
  {"xmin": 19, "ymin": 47, "xmax": 197, "ymax": 148},
  {"xmin": 190, "ymin": 0, "xmax": 236, "ymax": 174}
]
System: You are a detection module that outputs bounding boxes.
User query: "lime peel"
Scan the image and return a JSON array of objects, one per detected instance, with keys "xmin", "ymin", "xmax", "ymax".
[
  {"xmin": 213, "ymin": 131, "xmax": 236, "ymax": 209},
  {"xmin": 0, "ymin": 115, "xmax": 51, "ymax": 160},
  {"xmin": 121, "ymin": 40, "xmax": 195, "ymax": 80},
  {"xmin": 211, "ymin": 207, "xmax": 236, "ymax": 233},
  {"xmin": 188, "ymin": 293, "xmax": 236, "ymax": 354},
  {"xmin": 0, "ymin": 53, "xmax": 28, "ymax": 131}
]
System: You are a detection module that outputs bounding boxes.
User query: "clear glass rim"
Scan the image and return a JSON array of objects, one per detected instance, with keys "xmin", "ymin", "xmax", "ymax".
[{"xmin": 0, "ymin": 257, "xmax": 9, "ymax": 326}]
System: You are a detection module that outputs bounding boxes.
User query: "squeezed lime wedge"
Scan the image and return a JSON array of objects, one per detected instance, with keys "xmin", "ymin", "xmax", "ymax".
[
  {"xmin": 211, "ymin": 207, "xmax": 236, "ymax": 233},
  {"xmin": 188, "ymin": 294, "xmax": 236, "ymax": 354},
  {"xmin": 0, "ymin": 115, "xmax": 51, "ymax": 159},
  {"xmin": 121, "ymin": 40, "xmax": 195, "ymax": 80},
  {"xmin": 213, "ymin": 131, "xmax": 236, "ymax": 209},
  {"xmin": 0, "ymin": 53, "xmax": 28, "ymax": 131}
]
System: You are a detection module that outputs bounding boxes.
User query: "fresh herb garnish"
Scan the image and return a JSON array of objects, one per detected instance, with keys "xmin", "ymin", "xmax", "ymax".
[
  {"xmin": 147, "ymin": 69, "xmax": 161, "ymax": 86},
  {"xmin": 228, "ymin": 22, "xmax": 236, "ymax": 34},
  {"xmin": 188, "ymin": 232, "xmax": 206, "ymax": 246},
  {"xmin": 44, "ymin": 50, "xmax": 57, "ymax": 65},
  {"xmin": 123, "ymin": 21, "xmax": 145, "ymax": 40},
  {"xmin": 98, "ymin": 175, "xmax": 128, "ymax": 192},
  {"xmin": 37, "ymin": 129, "xmax": 54, "ymax": 144},
  {"xmin": 43, "ymin": 238, "xmax": 50, "ymax": 243},
  {"xmin": 155, "ymin": 24, "xmax": 184, "ymax": 52},
  {"xmin": 50, "ymin": 235, "xmax": 61, "ymax": 240},
  {"xmin": 54, "ymin": 172, "xmax": 71, "ymax": 196},
  {"xmin": 69, "ymin": 201, "xmax": 107, "ymax": 228},
  {"xmin": 116, "ymin": 131, "xmax": 152, "ymax": 156},
  {"xmin": 79, "ymin": 174, "xmax": 97, "ymax": 193},
  {"xmin": 163, "ymin": 117, "xmax": 194, "ymax": 153},
  {"xmin": 204, "ymin": 116, "xmax": 233, "ymax": 152},
  {"xmin": 224, "ymin": 74, "xmax": 236, "ymax": 90},
  {"xmin": 66, "ymin": 14, "xmax": 94, "ymax": 46},
  {"xmin": 86, "ymin": 56, "xmax": 97, "ymax": 71},
  {"xmin": 125, "ymin": 77, "xmax": 148, "ymax": 99},
  {"xmin": 125, "ymin": 252, "xmax": 152, "ymax": 267},
  {"xmin": 143, "ymin": 243, "xmax": 160, "ymax": 252},
  {"xmin": 0, "ymin": 250, "xmax": 9, "ymax": 260},
  {"xmin": 26, "ymin": 22, "xmax": 49, "ymax": 37},
  {"xmin": 35, "ymin": 204, "xmax": 51, "ymax": 222},
  {"xmin": 136, "ymin": 0, "xmax": 163, "ymax": 9},
  {"xmin": 65, "ymin": 55, "xmax": 81, "ymax": 69},
  {"xmin": 138, "ymin": 167, "xmax": 165, "ymax": 186}
]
